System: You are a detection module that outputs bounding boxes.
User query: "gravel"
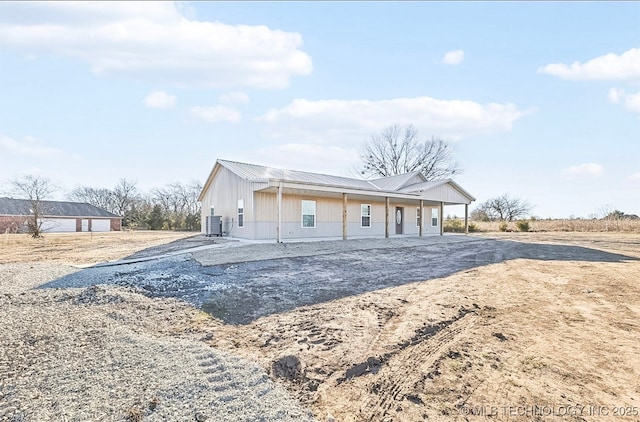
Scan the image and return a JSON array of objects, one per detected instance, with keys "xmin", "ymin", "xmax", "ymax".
[{"xmin": 0, "ymin": 263, "xmax": 314, "ymax": 421}]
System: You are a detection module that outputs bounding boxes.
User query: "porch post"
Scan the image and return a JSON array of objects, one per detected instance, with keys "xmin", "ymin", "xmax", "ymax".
[
  {"xmin": 464, "ymin": 204, "xmax": 469, "ymax": 234},
  {"xmin": 419, "ymin": 200, "xmax": 424, "ymax": 237},
  {"xmin": 439, "ymin": 201, "xmax": 444, "ymax": 236},
  {"xmin": 342, "ymin": 193, "xmax": 348, "ymax": 240},
  {"xmin": 276, "ymin": 182, "xmax": 283, "ymax": 243},
  {"xmin": 385, "ymin": 197, "xmax": 390, "ymax": 238}
]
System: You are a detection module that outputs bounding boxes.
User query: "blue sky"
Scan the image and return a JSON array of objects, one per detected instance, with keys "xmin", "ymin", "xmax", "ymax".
[{"xmin": 0, "ymin": 1, "xmax": 638, "ymax": 218}]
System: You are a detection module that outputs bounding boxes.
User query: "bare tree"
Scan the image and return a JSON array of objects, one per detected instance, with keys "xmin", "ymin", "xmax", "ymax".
[
  {"xmin": 69, "ymin": 186, "xmax": 114, "ymax": 212},
  {"xmin": 360, "ymin": 124, "xmax": 460, "ymax": 180},
  {"xmin": 151, "ymin": 180, "xmax": 202, "ymax": 230},
  {"xmin": 475, "ymin": 194, "xmax": 533, "ymax": 222},
  {"xmin": 112, "ymin": 179, "xmax": 140, "ymax": 228},
  {"xmin": 10, "ymin": 175, "xmax": 55, "ymax": 237}
]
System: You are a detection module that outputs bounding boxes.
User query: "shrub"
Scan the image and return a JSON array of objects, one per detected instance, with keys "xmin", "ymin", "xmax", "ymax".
[
  {"xmin": 498, "ymin": 222, "xmax": 508, "ymax": 232},
  {"xmin": 444, "ymin": 219, "xmax": 480, "ymax": 233},
  {"xmin": 444, "ymin": 219, "xmax": 464, "ymax": 233},
  {"xmin": 516, "ymin": 220, "xmax": 530, "ymax": 232}
]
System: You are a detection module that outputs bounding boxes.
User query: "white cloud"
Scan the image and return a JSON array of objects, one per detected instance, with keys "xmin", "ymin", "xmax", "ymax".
[
  {"xmin": 607, "ymin": 88, "xmax": 640, "ymax": 116},
  {"xmin": 538, "ymin": 48, "xmax": 640, "ymax": 81},
  {"xmin": 607, "ymin": 88, "xmax": 623, "ymax": 103},
  {"xmin": 218, "ymin": 92, "xmax": 250, "ymax": 105},
  {"xmin": 629, "ymin": 172, "xmax": 640, "ymax": 182},
  {"xmin": 190, "ymin": 106, "xmax": 241, "ymax": 123},
  {"xmin": 0, "ymin": 2, "xmax": 312, "ymax": 89},
  {"xmin": 0, "ymin": 134, "xmax": 64, "ymax": 157},
  {"xmin": 258, "ymin": 96, "xmax": 526, "ymax": 144},
  {"xmin": 562, "ymin": 163, "xmax": 604, "ymax": 179},
  {"xmin": 144, "ymin": 90, "xmax": 175, "ymax": 109},
  {"xmin": 442, "ymin": 50, "xmax": 464, "ymax": 65},
  {"xmin": 624, "ymin": 91, "xmax": 640, "ymax": 115}
]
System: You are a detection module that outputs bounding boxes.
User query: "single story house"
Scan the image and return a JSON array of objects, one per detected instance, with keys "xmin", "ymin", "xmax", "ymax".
[
  {"xmin": 199, "ymin": 159, "xmax": 475, "ymax": 242},
  {"xmin": 0, "ymin": 197, "xmax": 122, "ymax": 233}
]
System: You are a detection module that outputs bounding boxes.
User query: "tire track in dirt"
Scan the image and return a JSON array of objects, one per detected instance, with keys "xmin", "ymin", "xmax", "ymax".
[{"xmin": 357, "ymin": 309, "xmax": 479, "ymax": 421}]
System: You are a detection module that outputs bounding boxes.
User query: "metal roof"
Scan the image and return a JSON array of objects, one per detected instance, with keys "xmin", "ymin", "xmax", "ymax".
[
  {"xmin": 0, "ymin": 197, "xmax": 121, "ymax": 218},
  {"xmin": 218, "ymin": 160, "xmax": 379, "ymax": 190},
  {"xmin": 369, "ymin": 171, "xmax": 425, "ymax": 191},
  {"xmin": 201, "ymin": 159, "xmax": 475, "ymax": 203}
]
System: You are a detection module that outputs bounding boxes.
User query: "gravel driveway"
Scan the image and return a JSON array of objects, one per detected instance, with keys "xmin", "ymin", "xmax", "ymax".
[{"xmin": 41, "ymin": 234, "xmax": 637, "ymax": 324}]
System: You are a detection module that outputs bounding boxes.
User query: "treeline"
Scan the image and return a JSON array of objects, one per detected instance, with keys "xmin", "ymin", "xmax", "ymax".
[{"xmin": 69, "ymin": 179, "xmax": 202, "ymax": 231}]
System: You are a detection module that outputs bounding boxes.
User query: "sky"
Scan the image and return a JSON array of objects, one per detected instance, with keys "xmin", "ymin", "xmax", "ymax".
[{"xmin": 0, "ymin": 1, "xmax": 638, "ymax": 218}]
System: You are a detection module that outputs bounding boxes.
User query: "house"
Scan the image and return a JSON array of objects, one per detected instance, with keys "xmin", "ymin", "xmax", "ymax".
[
  {"xmin": 0, "ymin": 197, "xmax": 122, "ymax": 233},
  {"xmin": 199, "ymin": 159, "xmax": 475, "ymax": 242}
]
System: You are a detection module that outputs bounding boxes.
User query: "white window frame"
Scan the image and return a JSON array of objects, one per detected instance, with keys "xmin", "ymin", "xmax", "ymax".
[
  {"xmin": 301, "ymin": 200, "xmax": 316, "ymax": 228},
  {"xmin": 431, "ymin": 208, "xmax": 439, "ymax": 227},
  {"xmin": 361, "ymin": 204, "xmax": 371, "ymax": 228},
  {"xmin": 237, "ymin": 199, "xmax": 244, "ymax": 228},
  {"xmin": 416, "ymin": 207, "xmax": 421, "ymax": 227}
]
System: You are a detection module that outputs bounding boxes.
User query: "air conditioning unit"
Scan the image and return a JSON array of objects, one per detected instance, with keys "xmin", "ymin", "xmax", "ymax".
[{"xmin": 205, "ymin": 215, "xmax": 222, "ymax": 237}]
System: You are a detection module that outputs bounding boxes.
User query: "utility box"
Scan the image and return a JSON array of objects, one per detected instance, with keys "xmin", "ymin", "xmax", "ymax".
[{"xmin": 205, "ymin": 215, "xmax": 222, "ymax": 237}]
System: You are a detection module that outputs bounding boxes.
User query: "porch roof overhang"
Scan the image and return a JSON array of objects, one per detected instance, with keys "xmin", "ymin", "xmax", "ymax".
[{"xmin": 253, "ymin": 178, "xmax": 469, "ymax": 205}]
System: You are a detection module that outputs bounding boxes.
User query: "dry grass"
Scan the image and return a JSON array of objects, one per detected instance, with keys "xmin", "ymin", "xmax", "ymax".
[
  {"xmin": 470, "ymin": 219, "xmax": 640, "ymax": 233},
  {"xmin": 0, "ymin": 230, "xmax": 196, "ymax": 265}
]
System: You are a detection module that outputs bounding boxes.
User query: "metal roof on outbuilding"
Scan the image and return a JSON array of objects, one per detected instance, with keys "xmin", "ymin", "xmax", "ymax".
[{"xmin": 0, "ymin": 197, "xmax": 121, "ymax": 218}]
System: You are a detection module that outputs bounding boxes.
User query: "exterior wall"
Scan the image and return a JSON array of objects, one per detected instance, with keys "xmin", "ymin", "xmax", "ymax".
[
  {"xmin": 423, "ymin": 206, "xmax": 442, "ymax": 235},
  {"xmin": 1, "ymin": 216, "xmax": 119, "ymax": 233},
  {"xmin": 200, "ymin": 166, "xmax": 257, "ymax": 237},
  {"xmin": 0, "ymin": 216, "xmax": 28, "ymax": 233},
  {"xmin": 252, "ymin": 194, "xmax": 441, "ymax": 240},
  {"xmin": 110, "ymin": 218, "xmax": 121, "ymax": 231},
  {"xmin": 421, "ymin": 184, "xmax": 471, "ymax": 204}
]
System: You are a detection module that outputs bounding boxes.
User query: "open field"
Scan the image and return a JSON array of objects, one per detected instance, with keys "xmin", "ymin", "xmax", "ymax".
[
  {"xmin": 1, "ymin": 232, "xmax": 639, "ymax": 421},
  {"xmin": 469, "ymin": 219, "xmax": 640, "ymax": 233},
  {"xmin": 0, "ymin": 231, "xmax": 199, "ymax": 265}
]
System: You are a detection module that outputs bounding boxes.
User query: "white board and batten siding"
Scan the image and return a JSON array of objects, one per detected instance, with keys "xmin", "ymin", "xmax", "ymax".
[
  {"xmin": 420, "ymin": 184, "xmax": 472, "ymax": 205},
  {"xmin": 200, "ymin": 166, "xmax": 257, "ymax": 236}
]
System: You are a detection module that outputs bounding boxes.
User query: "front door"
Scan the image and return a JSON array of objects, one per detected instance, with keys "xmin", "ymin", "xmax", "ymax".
[{"xmin": 395, "ymin": 207, "xmax": 404, "ymax": 234}]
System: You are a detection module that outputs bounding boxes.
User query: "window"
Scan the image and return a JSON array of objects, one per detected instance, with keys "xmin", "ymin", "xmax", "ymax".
[
  {"xmin": 237, "ymin": 199, "xmax": 244, "ymax": 228},
  {"xmin": 302, "ymin": 200, "xmax": 316, "ymax": 228},
  {"xmin": 361, "ymin": 204, "xmax": 371, "ymax": 227},
  {"xmin": 431, "ymin": 208, "xmax": 439, "ymax": 227},
  {"xmin": 416, "ymin": 207, "xmax": 421, "ymax": 227}
]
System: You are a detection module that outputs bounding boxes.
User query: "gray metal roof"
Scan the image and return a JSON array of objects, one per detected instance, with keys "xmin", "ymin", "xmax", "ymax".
[
  {"xmin": 369, "ymin": 171, "xmax": 425, "ymax": 191},
  {"xmin": 210, "ymin": 159, "xmax": 475, "ymax": 203},
  {"xmin": 0, "ymin": 197, "xmax": 121, "ymax": 218},
  {"xmin": 218, "ymin": 160, "xmax": 379, "ymax": 190}
]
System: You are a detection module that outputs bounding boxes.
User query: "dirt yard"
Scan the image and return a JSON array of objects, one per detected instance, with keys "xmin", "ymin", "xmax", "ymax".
[
  {"xmin": 0, "ymin": 230, "xmax": 199, "ymax": 265},
  {"xmin": 2, "ymin": 231, "xmax": 639, "ymax": 421}
]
